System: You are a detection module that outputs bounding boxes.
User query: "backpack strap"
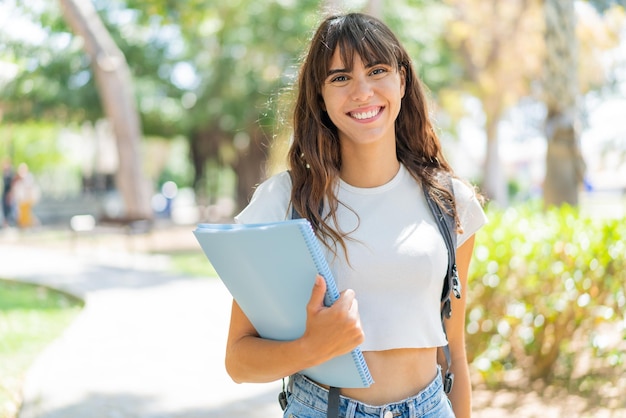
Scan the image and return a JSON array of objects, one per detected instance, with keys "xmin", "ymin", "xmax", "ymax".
[
  {"xmin": 291, "ymin": 202, "xmax": 300, "ymax": 221},
  {"xmin": 422, "ymin": 173, "xmax": 459, "ymax": 394}
]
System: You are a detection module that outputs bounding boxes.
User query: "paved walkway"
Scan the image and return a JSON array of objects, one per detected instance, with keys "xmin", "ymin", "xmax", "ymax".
[{"xmin": 0, "ymin": 226, "xmax": 283, "ymax": 418}]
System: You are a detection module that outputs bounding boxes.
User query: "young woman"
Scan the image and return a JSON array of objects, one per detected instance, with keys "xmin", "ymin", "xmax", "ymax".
[{"xmin": 228, "ymin": 12, "xmax": 487, "ymax": 418}]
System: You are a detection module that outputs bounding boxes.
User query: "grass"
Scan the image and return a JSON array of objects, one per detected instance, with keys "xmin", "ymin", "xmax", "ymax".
[
  {"xmin": 0, "ymin": 279, "xmax": 84, "ymax": 418},
  {"xmin": 166, "ymin": 250, "xmax": 218, "ymax": 278}
]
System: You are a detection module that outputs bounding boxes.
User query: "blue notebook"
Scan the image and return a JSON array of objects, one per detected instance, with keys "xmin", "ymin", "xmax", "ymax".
[{"xmin": 193, "ymin": 219, "xmax": 373, "ymax": 388}]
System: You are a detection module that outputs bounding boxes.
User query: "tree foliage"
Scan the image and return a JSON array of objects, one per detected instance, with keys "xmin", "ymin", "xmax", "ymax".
[
  {"xmin": 468, "ymin": 202, "xmax": 626, "ymax": 392},
  {"xmin": 1, "ymin": 0, "xmax": 624, "ymax": 212},
  {"xmin": 0, "ymin": 3, "xmax": 102, "ymax": 122},
  {"xmin": 1, "ymin": 0, "xmax": 456, "ymax": 212},
  {"xmin": 440, "ymin": 0, "xmax": 624, "ymax": 206},
  {"xmin": 443, "ymin": 0, "xmax": 544, "ymax": 206}
]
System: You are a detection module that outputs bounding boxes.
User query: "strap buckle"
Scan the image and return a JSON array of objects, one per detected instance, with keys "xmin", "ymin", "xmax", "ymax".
[
  {"xmin": 442, "ymin": 299, "xmax": 452, "ymax": 319},
  {"xmin": 443, "ymin": 371, "xmax": 454, "ymax": 394},
  {"xmin": 452, "ymin": 265, "xmax": 461, "ymax": 299},
  {"xmin": 278, "ymin": 391, "xmax": 288, "ymax": 410},
  {"xmin": 279, "ymin": 377, "xmax": 289, "ymax": 410}
]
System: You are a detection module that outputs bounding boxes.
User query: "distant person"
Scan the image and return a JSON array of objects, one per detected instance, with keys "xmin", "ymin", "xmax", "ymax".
[
  {"xmin": 13, "ymin": 163, "xmax": 40, "ymax": 228},
  {"xmin": 2, "ymin": 158, "xmax": 15, "ymax": 227}
]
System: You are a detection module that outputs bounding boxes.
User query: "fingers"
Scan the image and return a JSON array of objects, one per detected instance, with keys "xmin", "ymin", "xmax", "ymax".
[
  {"xmin": 325, "ymin": 288, "xmax": 364, "ymax": 347},
  {"xmin": 302, "ymin": 276, "xmax": 364, "ymax": 360},
  {"xmin": 308, "ymin": 276, "xmax": 357, "ymax": 311},
  {"xmin": 347, "ymin": 293, "xmax": 360, "ymax": 318},
  {"xmin": 337, "ymin": 290, "xmax": 364, "ymax": 346},
  {"xmin": 306, "ymin": 275, "xmax": 327, "ymax": 313},
  {"xmin": 334, "ymin": 288, "xmax": 356, "ymax": 311}
]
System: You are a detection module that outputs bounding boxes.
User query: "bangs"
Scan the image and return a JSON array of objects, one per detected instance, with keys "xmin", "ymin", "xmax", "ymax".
[{"xmin": 320, "ymin": 14, "xmax": 400, "ymax": 76}]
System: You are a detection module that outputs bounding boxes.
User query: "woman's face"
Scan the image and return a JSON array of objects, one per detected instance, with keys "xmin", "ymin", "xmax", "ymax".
[{"xmin": 321, "ymin": 48, "xmax": 405, "ymax": 152}]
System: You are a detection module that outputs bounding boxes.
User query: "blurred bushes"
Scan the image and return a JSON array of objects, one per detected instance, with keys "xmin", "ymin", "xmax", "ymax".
[{"xmin": 466, "ymin": 201, "xmax": 626, "ymax": 386}]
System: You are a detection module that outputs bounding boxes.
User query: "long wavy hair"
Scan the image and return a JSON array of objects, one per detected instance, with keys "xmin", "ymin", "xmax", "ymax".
[{"xmin": 288, "ymin": 12, "xmax": 459, "ymax": 253}]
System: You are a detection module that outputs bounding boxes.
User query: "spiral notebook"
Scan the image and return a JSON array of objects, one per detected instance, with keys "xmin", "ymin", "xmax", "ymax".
[{"xmin": 193, "ymin": 219, "xmax": 373, "ymax": 388}]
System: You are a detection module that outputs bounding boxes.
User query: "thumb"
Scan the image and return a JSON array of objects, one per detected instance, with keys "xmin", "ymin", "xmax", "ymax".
[{"xmin": 307, "ymin": 275, "xmax": 327, "ymax": 311}]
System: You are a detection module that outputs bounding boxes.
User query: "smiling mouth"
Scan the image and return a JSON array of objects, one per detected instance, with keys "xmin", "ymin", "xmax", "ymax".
[{"xmin": 349, "ymin": 107, "xmax": 383, "ymax": 120}]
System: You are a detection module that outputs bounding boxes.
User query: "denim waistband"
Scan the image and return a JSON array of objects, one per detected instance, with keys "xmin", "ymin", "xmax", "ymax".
[{"xmin": 290, "ymin": 371, "xmax": 445, "ymax": 417}]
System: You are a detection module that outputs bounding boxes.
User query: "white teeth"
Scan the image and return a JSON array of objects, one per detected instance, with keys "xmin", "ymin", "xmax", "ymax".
[{"xmin": 351, "ymin": 108, "xmax": 380, "ymax": 120}]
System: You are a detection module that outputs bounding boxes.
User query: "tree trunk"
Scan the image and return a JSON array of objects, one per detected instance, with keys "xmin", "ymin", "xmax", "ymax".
[
  {"xmin": 233, "ymin": 127, "xmax": 268, "ymax": 212},
  {"xmin": 483, "ymin": 114, "xmax": 508, "ymax": 206},
  {"xmin": 189, "ymin": 127, "xmax": 223, "ymax": 206},
  {"xmin": 59, "ymin": 0, "xmax": 152, "ymax": 219},
  {"xmin": 542, "ymin": 0, "xmax": 585, "ymax": 207},
  {"xmin": 480, "ymin": 92, "xmax": 508, "ymax": 206}
]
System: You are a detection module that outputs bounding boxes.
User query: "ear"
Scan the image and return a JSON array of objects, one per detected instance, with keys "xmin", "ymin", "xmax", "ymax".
[{"xmin": 399, "ymin": 65, "xmax": 407, "ymax": 98}]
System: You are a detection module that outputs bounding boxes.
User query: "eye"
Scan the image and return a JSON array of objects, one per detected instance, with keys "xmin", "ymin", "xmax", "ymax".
[
  {"xmin": 327, "ymin": 73, "xmax": 350, "ymax": 86},
  {"xmin": 331, "ymin": 75, "xmax": 348, "ymax": 83},
  {"xmin": 370, "ymin": 67, "xmax": 389, "ymax": 77}
]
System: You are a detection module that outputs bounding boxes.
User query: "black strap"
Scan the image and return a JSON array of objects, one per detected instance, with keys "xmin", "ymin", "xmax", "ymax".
[
  {"xmin": 422, "ymin": 174, "xmax": 458, "ymax": 394},
  {"xmin": 291, "ymin": 203, "xmax": 300, "ymax": 221},
  {"xmin": 280, "ymin": 376, "xmax": 341, "ymax": 417},
  {"xmin": 278, "ymin": 377, "xmax": 288, "ymax": 410},
  {"xmin": 327, "ymin": 386, "xmax": 340, "ymax": 418},
  {"xmin": 423, "ymin": 174, "xmax": 459, "ymax": 304}
]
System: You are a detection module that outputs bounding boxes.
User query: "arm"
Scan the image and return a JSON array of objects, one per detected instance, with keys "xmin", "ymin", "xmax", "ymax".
[
  {"xmin": 225, "ymin": 276, "xmax": 364, "ymax": 383},
  {"xmin": 440, "ymin": 235, "xmax": 476, "ymax": 418}
]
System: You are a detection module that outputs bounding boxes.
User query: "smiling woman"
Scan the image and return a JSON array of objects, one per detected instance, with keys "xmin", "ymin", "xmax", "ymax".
[
  {"xmin": 0, "ymin": 279, "xmax": 83, "ymax": 418},
  {"xmin": 228, "ymin": 12, "xmax": 487, "ymax": 418}
]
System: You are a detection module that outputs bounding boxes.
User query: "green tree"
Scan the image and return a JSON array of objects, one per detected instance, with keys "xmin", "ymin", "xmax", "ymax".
[
  {"xmin": 59, "ymin": 0, "xmax": 151, "ymax": 219},
  {"xmin": 0, "ymin": 0, "xmax": 163, "ymax": 215},
  {"xmin": 542, "ymin": 0, "xmax": 625, "ymax": 207},
  {"xmin": 444, "ymin": 0, "xmax": 544, "ymax": 206},
  {"xmin": 0, "ymin": 0, "xmax": 487, "ymax": 214},
  {"xmin": 106, "ymin": 0, "xmax": 457, "ymax": 211},
  {"xmin": 102, "ymin": 0, "xmax": 326, "ymax": 210},
  {"xmin": 443, "ymin": 0, "xmax": 624, "ymax": 206},
  {"xmin": 542, "ymin": 0, "xmax": 585, "ymax": 207}
]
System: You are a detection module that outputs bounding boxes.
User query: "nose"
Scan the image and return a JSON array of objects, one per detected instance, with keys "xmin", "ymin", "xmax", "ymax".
[{"xmin": 351, "ymin": 76, "xmax": 374, "ymax": 102}]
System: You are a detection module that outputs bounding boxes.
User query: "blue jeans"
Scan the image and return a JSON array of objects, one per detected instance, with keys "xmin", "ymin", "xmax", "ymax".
[{"xmin": 283, "ymin": 371, "xmax": 456, "ymax": 418}]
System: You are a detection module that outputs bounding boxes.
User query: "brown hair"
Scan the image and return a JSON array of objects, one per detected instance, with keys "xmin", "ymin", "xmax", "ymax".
[{"xmin": 288, "ymin": 12, "xmax": 459, "ymax": 252}]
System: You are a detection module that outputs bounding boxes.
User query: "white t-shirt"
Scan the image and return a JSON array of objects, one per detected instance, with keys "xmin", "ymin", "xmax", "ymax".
[{"xmin": 235, "ymin": 164, "xmax": 487, "ymax": 351}]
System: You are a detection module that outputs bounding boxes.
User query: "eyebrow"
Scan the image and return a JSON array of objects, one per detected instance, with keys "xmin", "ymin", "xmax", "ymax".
[
  {"xmin": 326, "ymin": 61, "xmax": 387, "ymax": 78},
  {"xmin": 326, "ymin": 68, "xmax": 348, "ymax": 77}
]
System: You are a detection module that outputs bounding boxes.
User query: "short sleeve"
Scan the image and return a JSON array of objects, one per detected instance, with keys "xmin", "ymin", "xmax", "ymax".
[
  {"xmin": 452, "ymin": 178, "xmax": 488, "ymax": 247},
  {"xmin": 234, "ymin": 171, "xmax": 293, "ymax": 224}
]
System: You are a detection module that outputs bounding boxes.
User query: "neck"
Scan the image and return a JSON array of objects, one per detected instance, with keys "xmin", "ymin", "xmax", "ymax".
[{"xmin": 340, "ymin": 144, "xmax": 400, "ymax": 188}]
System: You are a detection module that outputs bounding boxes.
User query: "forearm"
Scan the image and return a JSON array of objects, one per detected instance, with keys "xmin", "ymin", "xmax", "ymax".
[
  {"xmin": 225, "ymin": 334, "xmax": 320, "ymax": 384},
  {"xmin": 225, "ymin": 281, "xmax": 363, "ymax": 384},
  {"xmin": 447, "ymin": 236, "xmax": 475, "ymax": 417},
  {"xmin": 447, "ymin": 360, "xmax": 472, "ymax": 418}
]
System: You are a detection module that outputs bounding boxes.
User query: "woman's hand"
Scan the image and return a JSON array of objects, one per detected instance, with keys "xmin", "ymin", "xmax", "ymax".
[
  {"xmin": 300, "ymin": 275, "xmax": 365, "ymax": 362},
  {"xmin": 225, "ymin": 275, "xmax": 363, "ymax": 383}
]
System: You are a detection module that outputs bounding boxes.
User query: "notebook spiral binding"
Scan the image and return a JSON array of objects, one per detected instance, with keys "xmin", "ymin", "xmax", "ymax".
[
  {"xmin": 298, "ymin": 221, "xmax": 374, "ymax": 387},
  {"xmin": 298, "ymin": 221, "xmax": 340, "ymax": 307}
]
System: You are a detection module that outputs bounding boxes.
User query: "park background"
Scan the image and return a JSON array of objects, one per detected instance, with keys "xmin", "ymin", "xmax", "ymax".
[{"xmin": 1, "ymin": 0, "xmax": 626, "ymax": 417}]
